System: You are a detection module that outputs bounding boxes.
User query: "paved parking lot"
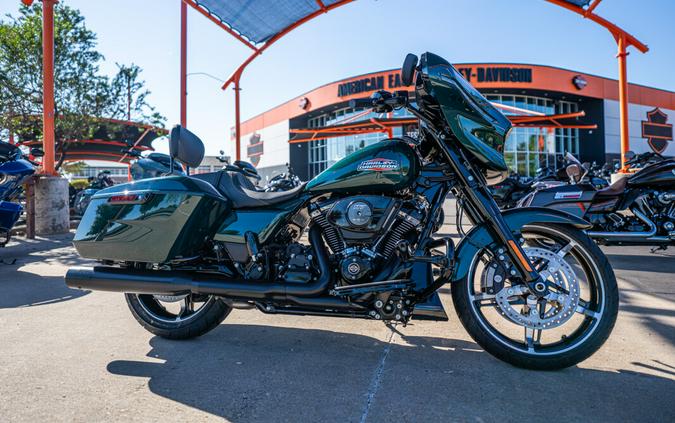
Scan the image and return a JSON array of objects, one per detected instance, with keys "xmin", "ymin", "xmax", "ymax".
[{"xmin": 1, "ymin": 222, "xmax": 674, "ymax": 422}]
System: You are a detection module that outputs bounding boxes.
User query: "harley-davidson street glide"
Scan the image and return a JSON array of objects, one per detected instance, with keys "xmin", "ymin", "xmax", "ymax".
[
  {"xmin": 519, "ymin": 151, "xmax": 675, "ymax": 250},
  {"xmin": 66, "ymin": 53, "xmax": 618, "ymax": 370}
]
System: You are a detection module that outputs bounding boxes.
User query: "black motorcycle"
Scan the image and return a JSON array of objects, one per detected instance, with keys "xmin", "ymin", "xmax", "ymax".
[
  {"xmin": 66, "ymin": 52, "xmax": 618, "ymax": 370},
  {"xmin": 72, "ymin": 170, "xmax": 116, "ymax": 216},
  {"xmin": 491, "ymin": 167, "xmax": 562, "ymax": 209},
  {"xmin": 265, "ymin": 163, "xmax": 302, "ymax": 192},
  {"xmin": 520, "ymin": 151, "xmax": 675, "ymax": 249}
]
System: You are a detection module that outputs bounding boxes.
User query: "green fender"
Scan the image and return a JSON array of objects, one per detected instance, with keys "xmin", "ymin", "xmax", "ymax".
[{"xmin": 451, "ymin": 207, "xmax": 591, "ymax": 283}]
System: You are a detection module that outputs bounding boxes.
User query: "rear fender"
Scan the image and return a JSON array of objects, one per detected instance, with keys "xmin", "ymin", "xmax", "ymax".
[{"xmin": 451, "ymin": 207, "xmax": 591, "ymax": 283}]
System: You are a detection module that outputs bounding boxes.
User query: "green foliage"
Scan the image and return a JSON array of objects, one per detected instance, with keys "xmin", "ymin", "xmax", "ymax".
[
  {"xmin": 69, "ymin": 179, "xmax": 90, "ymax": 190},
  {"xmin": 60, "ymin": 160, "xmax": 87, "ymax": 176},
  {"xmin": 0, "ymin": 2, "xmax": 165, "ymax": 167}
]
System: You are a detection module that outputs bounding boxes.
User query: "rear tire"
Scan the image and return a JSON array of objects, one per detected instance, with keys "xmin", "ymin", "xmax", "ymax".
[
  {"xmin": 125, "ymin": 294, "xmax": 232, "ymax": 340},
  {"xmin": 452, "ymin": 224, "xmax": 618, "ymax": 370}
]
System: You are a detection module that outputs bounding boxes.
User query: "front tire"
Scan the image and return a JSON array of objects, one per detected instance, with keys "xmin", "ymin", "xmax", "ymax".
[
  {"xmin": 452, "ymin": 224, "xmax": 618, "ymax": 370},
  {"xmin": 125, "ymin": 294, "xmax": 232, "ymax": 340}
]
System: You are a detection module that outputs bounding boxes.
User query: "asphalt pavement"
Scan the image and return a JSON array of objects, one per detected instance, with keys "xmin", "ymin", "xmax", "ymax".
[{"xmin": 1, "ymin": 218, "xmax": 674, "ymax": 422}]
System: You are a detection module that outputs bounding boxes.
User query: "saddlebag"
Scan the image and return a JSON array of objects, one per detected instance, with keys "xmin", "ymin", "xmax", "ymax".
[{"xmin": 73, "ymin": 176, "xmax": 230, "ymax": 263}]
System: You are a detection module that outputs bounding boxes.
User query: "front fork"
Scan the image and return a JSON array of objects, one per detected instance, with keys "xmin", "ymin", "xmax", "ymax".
[{"xmin": 436, "ymin": 134, "xmax": 542, "ymax": 288}]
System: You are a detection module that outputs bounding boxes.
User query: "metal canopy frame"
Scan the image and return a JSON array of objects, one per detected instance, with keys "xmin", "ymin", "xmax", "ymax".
[
  {"xmin": 545, "ymin": 0, "xmax": 648, "ymax": 169},
  {"xmin": 19, "ymin": 0, "xmax": 648, "ymax": 174},
  {"xmin": 181, "ymin": 0, "xmax": 646, "ymax": 168},
  {"xmin": 181, "ymin": 0, "xmax": 355, "ymax": 161}
]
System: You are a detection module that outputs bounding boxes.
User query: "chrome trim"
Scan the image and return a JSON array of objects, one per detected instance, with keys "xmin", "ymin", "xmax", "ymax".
[{"xmin": 588, "ymin": 208, "xmax": 657, "ymax": 240}]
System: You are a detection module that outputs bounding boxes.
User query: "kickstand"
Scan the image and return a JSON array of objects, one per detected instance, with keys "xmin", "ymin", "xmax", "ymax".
[{"xmin": 650, "ymin": 245, "xmax": 668, "ymax": 254}]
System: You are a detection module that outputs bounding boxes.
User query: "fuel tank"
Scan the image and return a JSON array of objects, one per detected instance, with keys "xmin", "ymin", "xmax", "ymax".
[
  {"xmin": 628, "ymin": 159, "xmax": 675, "ymax": 188},
  {"xmin": 305, "ymin": 139, "xmax": 420, "ymax": 194}
]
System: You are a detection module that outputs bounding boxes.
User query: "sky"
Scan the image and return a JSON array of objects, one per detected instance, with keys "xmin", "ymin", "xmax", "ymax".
[{"xmin": 1, "ymin": 0, "xmax": 674, "ymax": 158}]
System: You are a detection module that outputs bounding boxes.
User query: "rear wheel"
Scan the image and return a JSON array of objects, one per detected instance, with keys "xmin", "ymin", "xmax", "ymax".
[
  {"xmin": 125, "ymin": 293, "xmax": 231, "ymax": 339},
  {"xmin": 452, "ymin": 224, "xmax": 618, "ymax": 370}
]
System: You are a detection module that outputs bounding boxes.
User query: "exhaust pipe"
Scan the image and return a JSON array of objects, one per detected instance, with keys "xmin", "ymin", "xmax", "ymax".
[
  {"xmin": 587, "ymin": 208, "xmax": 658, "ymax": 241},
  {"xmin": 66, "ymin": 225, "xmax": 340, "ymax": 300}
]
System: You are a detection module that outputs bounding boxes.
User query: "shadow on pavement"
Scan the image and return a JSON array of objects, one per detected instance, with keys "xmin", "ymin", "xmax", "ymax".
[
  {"xmin": 0, "ymin": 270, "xmax": 89, "ymax": 308},
  {"xmin": 0, "ymin": 233, "xmax": 90, "ymax": 308},
  {"xmin": 605, "ymin": 250, "xmax": 675, "ymax": 274},
  {"xmin": 107, "ymin": 324, "xmax": 675, "ymax": 422}
]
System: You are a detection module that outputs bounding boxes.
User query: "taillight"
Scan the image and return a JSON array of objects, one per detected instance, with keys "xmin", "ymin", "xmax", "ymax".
[{"xmin": 107, "ymin": 193, "xmax": 149, "ymax": 204}]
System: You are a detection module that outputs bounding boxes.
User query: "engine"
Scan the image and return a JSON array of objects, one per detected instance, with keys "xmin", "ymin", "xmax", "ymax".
[
  {"xmin": 591, "ymin": 190, "xmax": 675, "ymax": 237},
  {"xmin": 309, "ymin": 195, "xmax": 423, "ymax": 284}
]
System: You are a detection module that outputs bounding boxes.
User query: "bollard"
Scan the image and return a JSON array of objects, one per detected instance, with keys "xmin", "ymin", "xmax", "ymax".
[{"xmin": 34, "ymin": 175, "xmax": 69, "ymax": 235}]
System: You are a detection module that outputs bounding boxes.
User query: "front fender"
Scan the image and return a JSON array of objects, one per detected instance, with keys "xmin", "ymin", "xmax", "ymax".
[{"xmin": 451, "ymin": 207, "xmax": 591, "ymax": 283}]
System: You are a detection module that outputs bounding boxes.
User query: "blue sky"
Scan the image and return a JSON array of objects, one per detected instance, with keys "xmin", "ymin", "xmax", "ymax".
[{"xmin": 1, "ymin": 0, "xmax": 674, "ymax": 157}]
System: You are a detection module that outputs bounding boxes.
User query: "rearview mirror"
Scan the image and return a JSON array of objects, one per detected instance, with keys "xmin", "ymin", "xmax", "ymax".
[
  {"xmin": 401, "ymin": 53, "xmax": 418, "ymax": 86},
  {"xmin": 624, "ymin": 150, "xmax": 636, "ymax": 160},
  {"xmin": 566, "ymin": 164, "xmax": 582, "ymax": 183}
]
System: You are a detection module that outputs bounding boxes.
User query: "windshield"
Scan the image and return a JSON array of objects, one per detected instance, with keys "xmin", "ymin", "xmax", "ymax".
[{"xmin": 418, "ymin": 52, "xmax": 510, "ymax": 173}]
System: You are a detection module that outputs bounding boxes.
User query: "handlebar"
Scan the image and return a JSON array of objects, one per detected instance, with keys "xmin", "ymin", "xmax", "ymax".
[
  {"xmin": 348, "ymin": 90, "xmax": 409, "ymax": 113},
  {"xmin": 625, "ymin": 151, "xmax": 663, "ymax": 167}
]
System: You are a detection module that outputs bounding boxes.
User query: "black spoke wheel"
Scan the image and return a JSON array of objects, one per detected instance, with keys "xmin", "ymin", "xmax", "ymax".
[
  {"xmin": 452, "ymin": 224, "xmax": 618, "ymax": 370},
  {"xmin": 125, "ymin": 293, "xmax": 232, "ymax": 340}
]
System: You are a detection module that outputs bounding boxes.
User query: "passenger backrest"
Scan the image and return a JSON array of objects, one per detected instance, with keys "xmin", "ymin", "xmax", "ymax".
[{"xmin": 169, "ymin": 125, "xmax": 205, "ymax": 168}]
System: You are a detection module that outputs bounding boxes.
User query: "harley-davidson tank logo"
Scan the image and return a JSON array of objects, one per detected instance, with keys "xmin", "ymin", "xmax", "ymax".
[{"xmin": 357, "ymin": 158, "xmax": 400, "ymax": 172}]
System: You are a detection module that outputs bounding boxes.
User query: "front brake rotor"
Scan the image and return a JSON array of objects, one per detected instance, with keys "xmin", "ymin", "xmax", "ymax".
[{"xmin": 492, "ymin": 247, "xmax": 580, "ymax": 329}]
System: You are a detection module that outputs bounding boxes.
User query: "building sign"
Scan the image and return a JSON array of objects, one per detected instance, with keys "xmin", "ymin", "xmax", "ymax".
[
  {"xmin": 247, "ymin": 133, "xmax": 263, "ymax": 166},
  {"xmin": 457, "ymin": 67, "xmax": 532, "ymax": 83},
  {"xmin": 337, "ymin": 76, "xmax": 385, "ymax": 97},
  {"xmin": 299, "ymin": 97, "xmax": 311, "ymax": 110},
  {"xmin": 337, "ymin": 66, "xmax": 533, "ymax": 97},
  {"xmin": 572, "ymin": 75, "xmax": 587, "ymax": 90},
  {"xmin": 641, "ymin": 108, "xmax": 673, "ymax": 154}
]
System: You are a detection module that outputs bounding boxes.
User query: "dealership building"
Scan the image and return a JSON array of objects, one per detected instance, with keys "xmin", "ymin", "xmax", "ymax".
[{"xmin": 234, "ymin": 63, "xmax": 674, "ymax": 181}]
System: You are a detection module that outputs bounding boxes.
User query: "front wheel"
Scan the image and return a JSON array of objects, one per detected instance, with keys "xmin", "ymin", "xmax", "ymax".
[
  {"xmin": 125, "ymin": 293, "xmax": 232, "ymax": 339},
  {"xmin": 452, "ymin": 224, "xmax": 618, "ymax": 370}
]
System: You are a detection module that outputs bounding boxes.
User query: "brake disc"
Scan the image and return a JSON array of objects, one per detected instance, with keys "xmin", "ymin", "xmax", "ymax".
[{"xmin": 491, "ymin": 247, "xmax": 580, "ymax": 329}]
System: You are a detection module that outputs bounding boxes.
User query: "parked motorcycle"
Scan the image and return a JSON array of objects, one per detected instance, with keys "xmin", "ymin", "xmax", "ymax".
[
  {"xmin": 491, "ymin": 167, "xmax": 562, "ymax": 209},
  {"xmin": 72, "ymin": 170, "xmax": 116, "ymax": 217},
  {"xmin": 129, "ymin": 151, "xmax": 185, "ymax": 180},
  {"xmin": 72, "ymin": 151, "xmax": 187, "ymax": 217},
  {"xmin": 265, "ymin": 163, "xmax": 302, "ymax": 192},
  {"xmin": 520, "ymin": 151, "xmax": 675, "ymax": 249},
  {"xmin": 0, "ymin": 141, "xmax": 41, "ymax": 247},
  {"xmin": 65, "ymin": 52, "xmax": 618, "ymax": 370}
]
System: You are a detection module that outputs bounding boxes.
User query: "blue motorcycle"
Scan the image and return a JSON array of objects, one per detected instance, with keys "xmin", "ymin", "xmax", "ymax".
[{"xmin": 0, "ymin": 141, "xmax": 41, "ymax": 247}]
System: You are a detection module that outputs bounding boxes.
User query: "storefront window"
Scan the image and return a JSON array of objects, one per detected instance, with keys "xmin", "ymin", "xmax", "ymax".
[
  {"xmin": 306, "ymin": 94, "xmax": 578, "ymax": 178},
  {"xmin": 486, "ymin": 94, "xmax": 579, "ymax": 177}
]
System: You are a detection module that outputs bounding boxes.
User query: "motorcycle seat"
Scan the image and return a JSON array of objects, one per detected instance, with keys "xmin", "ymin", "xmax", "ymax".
[
  {"xmin": 192, "ymin": 171, "xmax": 305, "ymax": 209},
  {"xmin": 595, "ymin": 176, "xmax": 628, "ymax": 198}
]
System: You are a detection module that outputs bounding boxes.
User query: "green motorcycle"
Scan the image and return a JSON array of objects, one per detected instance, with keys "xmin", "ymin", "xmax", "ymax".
[{"xmin": 66, "ymin": 52, "xmax": 618, "ymax": 370}]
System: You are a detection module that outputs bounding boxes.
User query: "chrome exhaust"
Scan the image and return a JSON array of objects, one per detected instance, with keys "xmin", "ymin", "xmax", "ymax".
[{"xmin": 587, "ymin": 208, "xmax": 657, "ymax": 240}]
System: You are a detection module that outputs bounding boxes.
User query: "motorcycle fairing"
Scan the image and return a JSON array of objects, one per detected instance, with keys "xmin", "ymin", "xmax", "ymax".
[
  {"xmin": 0, "ymin": 201, "xmax": 22, "ymax": 232},
  {"xmin": 419, "ymin": 52, "xmax": 511, "ymax": 173}
]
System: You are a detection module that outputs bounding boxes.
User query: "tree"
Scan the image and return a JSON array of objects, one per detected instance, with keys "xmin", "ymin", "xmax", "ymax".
[
  {"xmin": 0, "ymin": 2, "xmax": 164, "ymax": 169},
  {"xmin": 107, "ymin": 63, "xmax": 165, "ymax": 127}
]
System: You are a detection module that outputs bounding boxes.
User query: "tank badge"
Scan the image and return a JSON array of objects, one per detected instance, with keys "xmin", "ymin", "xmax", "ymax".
[{"xmin": 357, "ymin": 158, "xmax": 400, "ymax": 172}]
